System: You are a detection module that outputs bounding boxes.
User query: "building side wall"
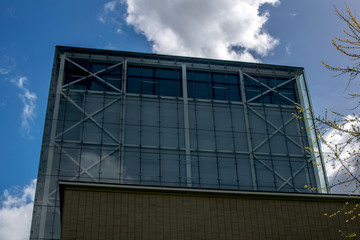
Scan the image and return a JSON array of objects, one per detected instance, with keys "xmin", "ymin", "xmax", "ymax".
[
  {"xmin": 31, "ymin": 47, "xmax": 329, "ymax": 239},
  {"xmin": 61, "ymin": 187, "xmax": 358, "ymax": 240}
]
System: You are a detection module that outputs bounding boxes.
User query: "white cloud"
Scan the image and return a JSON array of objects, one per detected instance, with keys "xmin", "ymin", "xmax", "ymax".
[
  {"xmin": 0, "ymin": 55, "xmax": 16, "ymax": 75},
  {"xmin": 290, "ymin": 12, "xmax": 297, "ymax": 17},
  {"xmin": 285, "ymin": 44, "xmax": 291, "ymax": 55},
  {"xmin": 105, "ymin": 1, "xmax": 118, "ymax": 12},
  {"xmin": 0, "ymin": 179, "xmax": 36, "ymax": 240},
  {"xmin": 11, "ymin": 76, "xmax": 37, "ymax": 135},
  {"xmin": 123, "ymin": 0, "xmax": 279, "ymax": 61},
  {"xmin": 321, "ymin": 115, "xmax": 360, "ymax": 194},
  {"xmin": 99, "ymin": 0, "xmax": 279, "ymax": 61},
  {"xmin": 98, "ymin": 0, "xmax": 124, "ymax": 31}
]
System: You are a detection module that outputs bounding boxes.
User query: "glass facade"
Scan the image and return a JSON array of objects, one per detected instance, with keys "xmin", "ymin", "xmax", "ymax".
[{"xmin": 30, "ymin": 47, "xmax": 328, "ymax": 239}]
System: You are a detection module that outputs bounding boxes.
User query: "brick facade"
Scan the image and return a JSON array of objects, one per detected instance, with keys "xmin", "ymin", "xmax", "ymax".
[{"xmin": 60, "ymin": 184, "xmax": 359, "ymax": 240}]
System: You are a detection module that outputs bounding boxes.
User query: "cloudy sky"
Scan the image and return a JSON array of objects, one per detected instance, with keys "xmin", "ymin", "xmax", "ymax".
[{"xmin": 1, "ymin": 0, "xmax": 360, "ymax": 239}]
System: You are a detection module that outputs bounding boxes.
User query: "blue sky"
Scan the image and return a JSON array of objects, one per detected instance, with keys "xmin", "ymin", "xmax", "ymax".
[{"xmin": 0, "ymin": 0, "xmax": 360, "ymax": 238}]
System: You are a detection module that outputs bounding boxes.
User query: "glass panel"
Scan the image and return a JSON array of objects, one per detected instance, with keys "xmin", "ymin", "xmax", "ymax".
[
  {"xmin": 100, "ymin": 149, "xmax": 119, "ymax": 183},
  {"xmin": 214, "ymin": 105, "xmax": 231, "ymax": 131},
  {"xmin": 127, "ymin": 76, "xmax": 141, "ymax": 94},
  {"xmin": 255, "ymin": 157, "xmax": 275, "ymax": 191},
  {"xmin": 103, "ymin": 97, "xmax": 121, "ymax": 123},
  {"xmin": 249, "ymin": 109, "xmax": 267, "ymax": 134},
  {"xmin": 142, "ymin": 100, "xmax": 159, "ymax": 126},
  {"xmin": 231, "ymin": 106, "xmax": 246, "ymax": 132},
  {"xmin": 63, "ymin": 121, "xmax": 81, "ymax": 141},
  {"xmin": 213, "ymin": 85, "xmax": 228, "ymax": 100},
  {"xmin": 292, "ymin": 158, "xmax": 309, "ymax": 192},
  {"xmin": 187, "ymin": 71, "xmax": 211, "ymax": 82},
  {"xmin": 125, "ymin": 125, "xmax": 140, "ymax": 145},
  {"xmin": 159, "ymin": 79, "xmax": 181, "ymax": 97},
  {"xmin": 237, "ymin": 154, "xmax": 253, "ymax": 190},
  {"xmin": 160, "ymin": 101, "xmax": 178, "ymax": 127},
  {"xmin": 228, "ymin": 85, "xmax": 241, "ymax": 101},
  {"xmin": 141, "ymin": 80, "xmax": 157, "ymax": 95},
  {"xmin": 161, "ymin": 150, "xmax": 180, "ymax": 186},
  {"xmin": 59, "ymin": 146, "xmax": 80, "ymax": 178},
  {"xmin": 245, "ymin": 86, "xmax": 261, "ymax": 100},
  {"xmin": 141, "ymin": 126, "xmax": 159, "ymax": 146},
  {"xmin": 141, "ymin": 149, "xmax": 160, "ymax": 185},
  {"xmin": 273, "ymin": 157, "xmax": 292, "ymax": 191},
  {"xmin": 103, "ymin": 123, "xmax": 120, "ymax": 144},
  {"xmin": 190, "ymin": 154, "xmax": 200, "ymax": 187},
  {"xmin": 196, "ymin": 105, "xmax": 213, "ymax": 129},
  {"xmin": 64, "ymin": 97, "xmax": 83, "ymax": 122},
  {"xmin": 128, "ymin": 65, "xmax": 181, "ymax": 97},
  {"xmin": 82, "ymin": 120, "xmax": 101, "ymax": 143},
  {"xmin": 160, "ymin": 127, "xmax": 178, "ymax": 148},
  {"xmin": 213, "ymin": 73, "xmax": 227, "ymax": 84},
  {"xmin": 199, "ymin": 153, "xmax": 218, "ymax": 188},
  {"xmin": 270, "ymin": 134, "xmax": 287, "ymax": 154},
  {"xmin": 188, "ymin": 82, "xmax": 212, "ymax": 99},
  {"xmin": 123, "ymin": 147, "xmax": 140, "ymax": 184},
  {"xmin": 80, "ymin": 148, "xmax": 100, "ymax": 182},
  {"xmin": 234, "ymin": 133, "xmax": 248, "ymax": 152},
  {"xmin": 128, "ymin": 66, "xmax": 153, "ymax": 77},
  {"xmin": 218, "ymin": 154, "xmax": 237, "ymax": 189},
  {"xmin": 216, "ymin": 131, "xmax": 234, "ymax": 151},
  {"xmin": 197, "ymin": 130, "xmax": 215, "ymax": 150},
  {"xmin": 156, "ymin": 68, "xmax": 181, "ymax": 79}
]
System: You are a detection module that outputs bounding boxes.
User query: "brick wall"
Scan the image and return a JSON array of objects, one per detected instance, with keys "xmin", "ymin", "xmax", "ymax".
[{"xmin": 60, "ymin": 185, "xmax": 359, "ymax": 240}]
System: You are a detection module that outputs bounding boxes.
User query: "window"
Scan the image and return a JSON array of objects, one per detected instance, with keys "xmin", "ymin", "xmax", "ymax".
[
  {"xmin": 64, "ymin": 59, "xmax": 122, "ymax": 92},
  {"xmin": 127, "ymin": 65, "xmax": 182, "ymax": 97},
  {"xmin": 187, "ymin": 70, "xmax": 240, "ymax": 101}
]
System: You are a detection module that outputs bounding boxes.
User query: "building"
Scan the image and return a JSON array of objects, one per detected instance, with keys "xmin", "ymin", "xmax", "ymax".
[{"xmin": 30, "ymin": 46, "xmax": 359, "ymax": 239}]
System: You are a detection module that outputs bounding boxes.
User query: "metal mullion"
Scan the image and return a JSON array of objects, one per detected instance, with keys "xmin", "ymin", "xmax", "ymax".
[
  {"xmin": 182, "ymin": 64, "xmax": 192, "ymax": 187},
  {"xmin": 211, "ymin": 95, "xmax": 221, "ymax": 189},
  {"xmin": 139, "ymin": 78, "xmax": 143, "ymax": 183},
  {"xmin": 229, "ymin": 101, "xmax": 240, "ymax": 190},
  {"xmin": 98, "ymin": 91, "xmax": 107, "ymax": 182},
  {"xmin": 239, "ymin": 69, "xmax": 257, "ymax": 190},
  {"xmin": 194, "ymin": 102, "xmax": 201, "ymax": 186},
  {"xmin": 79, "ymin": 92, "xmax": 94, "ymax": 182},
  {"xmin": 119, "ymin": 59, "xmax": 127, "ymax": 184},
  {"xmin": 261, "ymin": 98, "xmax": 278, "ymax": 191},
  {"xmin": 278, "ymin": 104, "xmax": 296, "ymax": 192},
  {"xmin": 176, "ymin": 98, "xmax": 182, "ymax": 185},
  {"xmin": 158, "ymin": 88, "xmax": 161, "ymax": 184}
]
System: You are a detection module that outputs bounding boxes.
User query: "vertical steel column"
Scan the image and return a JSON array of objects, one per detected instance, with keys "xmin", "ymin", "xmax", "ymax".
[
  {"xmin": 120, "ymin": 59, "xmax": 127, "ymax": 184},
  {"xmin": 39, "ymin": 53, "xmax": 66, "ymax": 238},
  {"xmin": 182, "ymin": 64, "xmax": 192, "ymax": 187},
  {"xmin": 239, "ymin": 70, "xmax": 257, "ymax": 190}
]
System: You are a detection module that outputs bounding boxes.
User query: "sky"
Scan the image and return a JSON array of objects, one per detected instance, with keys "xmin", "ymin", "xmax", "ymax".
[{"xmin": 1, "ymin": 0, "xmax": 360, "ymax": 239}]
